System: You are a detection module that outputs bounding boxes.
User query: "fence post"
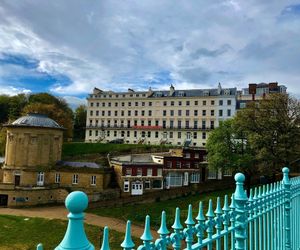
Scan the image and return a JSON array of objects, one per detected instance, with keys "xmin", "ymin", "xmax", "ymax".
[
  {"xmin": 55, "ymin": 191, "xmax": 94, "ymax": 250},
  {"xmin": 282, "ymin": 167, "xmax": 292, "ymax": 250},
  {"xmin": 234, "ymin": 173, "xmax": 248, "ymax": 250}
]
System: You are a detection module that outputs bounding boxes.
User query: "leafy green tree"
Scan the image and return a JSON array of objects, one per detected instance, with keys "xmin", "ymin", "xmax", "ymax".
[
  {"xmin": 8, "ymin": 94, "xmax": 28, "ymax": 121},
  {"xmin": 0, "ymin": 95, "xmax": 10, "ymax": 124},
  {"xmin": 73, "ymin": 105, "xmax": 87, "ymax": 140},
  {"xmin": 235, "ymin": 94, "xmax": 300, "ymax": 172}
]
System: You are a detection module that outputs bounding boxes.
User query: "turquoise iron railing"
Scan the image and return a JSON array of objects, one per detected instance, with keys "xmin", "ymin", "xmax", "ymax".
[{"xmin": 36, "ymin": 167, "xmax": 300, "ymax": 250}]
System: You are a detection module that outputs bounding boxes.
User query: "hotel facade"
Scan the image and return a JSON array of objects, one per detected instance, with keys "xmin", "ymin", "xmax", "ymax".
[{"xmin": 85, "ymin": 83, "xmax": 237, "ymax": 146}]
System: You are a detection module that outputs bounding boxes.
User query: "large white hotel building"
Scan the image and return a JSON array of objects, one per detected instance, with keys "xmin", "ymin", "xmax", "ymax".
[{"xmin": 85, "ymin": 83, "xmax": 237, "ymax": 146}]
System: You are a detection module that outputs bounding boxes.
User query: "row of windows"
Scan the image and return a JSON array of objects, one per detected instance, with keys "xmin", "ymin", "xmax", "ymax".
[
  {"xmin": 89, "ymin": 119, "xmax": 215, "ymax": 129},
  {"xmin": 89, "ymin": 109, "xmax": 232, "ymax": 117},
  {"xmin": 166, "ymin": 161, "xmax": 201, "ymax": 168},
  {"xmin": 123, "ymin": 179, "xmax": 163, "ymax": 192},
  {"xmin": 90, "ymin": 99, "xmax": 233, "ymax": 107},
  {"xmin": 89, "ymin": 130, "xmax": 207, "ymax": 139},
  {"xmin": 37, "ymin": 172, "xmax": 97, "ymax": 185},
  {"xmin": 125, "ymin": 168, "xmax": 163, "ymax": 176}
]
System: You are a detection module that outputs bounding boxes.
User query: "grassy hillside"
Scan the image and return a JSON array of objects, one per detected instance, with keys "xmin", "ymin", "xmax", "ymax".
[
  {"xmin": 62, "ymin": 142, "xmax": 172, "ymax": 158},
  {"xmin": 0, "ymin": 215, "xmax": 132, "ymax": 250}
]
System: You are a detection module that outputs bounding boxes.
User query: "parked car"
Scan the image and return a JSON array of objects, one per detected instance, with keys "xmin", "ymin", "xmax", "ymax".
[{"xmin": 109, "ymin": 138, "xmax": 124, "ymax": 144}]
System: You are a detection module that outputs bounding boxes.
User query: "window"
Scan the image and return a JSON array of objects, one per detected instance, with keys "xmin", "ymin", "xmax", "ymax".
[
  {"xmin": 166, "ymin": 172, "xmax": 182, "ymax": 187},
  {"xmin": 95, "ymin": 130, "xmax": 98, "ymax": 136},
  {"xmin": 135, "ymin": 102, "xmax": 138, "ymax": 106},
  {"xmin": 115, "ymin": 102, "xmax": 118, "ymax": 107},
  {"xmin": 178, "ymin": 132, "xmax": 181, "ymax": 139},
  {"xmin": 125, "ymin": 168, "xmax": 132, "ymax": 176},
  {"xmin": 211, "ymin": 100, "xmax": 215, "ymax": 105},
  {"xmin": 142, "ymin": 102, "xmax": 145, "ymax": 106},
  {"xmin": 55, "ymin": 173, "xmax": 61, "ymax": 183},
  {"xmin": 128, "ymin": 102, "xmax": 131, "ymax": 106},
  {"xmin": 153, "ymin": 180, "xmax": 162, "ymax": 189},
  {"xmin": 135, "ymin": 110, "xmax": 138, "ymax": 116},
  {"xmin": 186, "ymin": 101, "xmax": 190, "ymax": 106},
  {"xmin": 102, "ymin": 110, "xmax": 105, "ymax": 116},
  {"xmin": 170, "ymin": 132, "xmax": 173, "ymax": 138},
  {"xmin": 194, "ymin": 101, "xmax": 198, "ymax": 105},
  {"xmin": 122, "ymin": 102, "xmax": 125, "ymax": 107},
  {"xmin": 72, "ymin": 174, "xmax": 79, "ymax": 184},
  {"xmin": 163, "ymin": 101, "xmax": 167, "ymax": 106},
  {"xmin": 102, "ymin": 102, "xmax": 105, "ymax": 107},
  {"xmin": 108, "ymin": 102, "xmax": 111, "ymax": 107},
  {"xmin": 178, "ymin": 101, "xmax": 182, "ymax": 106},
  {"xmin": 202, "ymin": 120, "xmax": 206, "ymax": 129},
  {"xmin": 185, "ymin": 153, "xmax": 191, "ymax": 158},
  {"xmin": 211, "ymin": 110, "xmax": 215, "ymax": 116},
  {"xmin": 185, "ymin": 120, "xmax": 189, "ymax": 128},
  {"xmin": 90, "ymin": 110, "xmax": 93, "ymax": 116},
  {"xmin": 89, "ymin": 130, "xmax": 92, "ymax": 136},
  {"xmin": 194, "ymin": 110, "xmax": 198, "ymax": 116},
  {"xmin": 90, "ymin": 102, "xmax": 94, "ymax": 107},
  {"xmin": 108, "ymin": 111, "xmax": 111, "ymax": 116},
  {"xmin": 202, "ymin": 132, "xmax": 206, "ymax": 139},
  {"xmin": 155, "ymin": 120, "xmax": 159, "ymax": 126},
  {"xmin": 210, "ymin": 120, "xmax": 214, "ymax": 129},
  {"xmin": 115, "ymin": 111, "xmax": 118, "ymax": 116},
  {"xmin": 96, "ymin": 102, "xmax": 99, "ymax": 107},
  {"xmin": 155, "ymin": 131, "xmax": 159, "ymax": 138},
  {"xmin": 127, "ymin": 131, "xmax": 130, "ymax": 137},
  {"xmin": 227, "ymin": 109, "xmax": 231, "ymax": 116},
  {"xmin": 148, "ymin": 110, "xmax": 152, "ymax": 116},
  {"xmin": 223, "ymin": 169, "xmax": 233, "ymax": 176},
  {"xmin": 190, "ymin": 173, "xmax": 200, "ymax": 183},
  {"xmin": 128, "ymin": 110, "xmax": 131, "ymax": 116},
  {"xmin": 227, "ymin": 100, "xmax": 232, "ymax": 105},
  {"xmin": 170, "ymin": 120, "xmax": 174, "ymax": 128},
  {"xmin": 37, "ymin": 172, "xmax": 44, "ymax": 186},
  {"xmin": 147, "ymin": 168, "xmax": 152, "ymax": 176},
  {"xmin": 163, "ymin": 110, "xmax": 167, "ymax": 116},
  {"xmin": 219, "ymin": 100, "xmax": 223, "ymax": 106},
  {"xmin": 170, "ymin": 110, "xmax": 174, "ymax": 116},
  {"xmin": 141, "ymin": 110, "xmax": 145, "ymax": 116},
  {"xmin": 178, "ymin": 120, "xmax": 182, "ymax": 128},
  {"xmin": 163, "ymin": 120, "xmax": 166, "ymax": 128},
  {"xmin": 208, "ymin": 170, "xmax": 217, "ymax": 179},
  {"xmin": 219, "ymin": 110, "xmax": 223, "ymax": 116},
  {"xmin": 137, "ymin": 168, "xmax": 142, "ymax": 176},
  {"xmin": 124, "ymin": 180, "xmax": 129, "ymax": 192},
  {"xmin": 202, "ymin": 110, "xmax": 206, "ymax": 116},
  {"xmin": 157, "ymin": 169, "xmax": 162, "ymax": 176},
  {"xmin": 203, "ymin": 100, "xmax": 206, "ymax": 106},
  {"xmin": 167, "ymin": 161, "xmax": 172, "ymax": 168},
  {"xmin": 149, "ymin": 102, "xmax": 152, "ymax": 106},
  {"xmin": 171, "ymin": 101, "xmax": 174, "ymax": 106},
  {"xmin": 145, "ymin": 180, "xmax": 151, "ymax": 189},
  {"xmin": 193, "ymin": 132, "xmax": 197, "ymax": 139},
  {"xmin": 194, "ymin": 120, "xmax": 198, "ymax": 129},
  {"xmin": 176, "ymin": 161, "xmax": 181, "ymax": 168},
  {"xmin": 195, "ymin": 153, "xmax": 199, "ymax": 159},
  {"xmin": 178, "ymin": 110, "xmax": 182, "ymax": 116},
  {"xmin": 96, "ymin": 110, "xmax": 99, "ymax": 116},
  {"xmin": 185, "ymin": 162, "xmax": 191, "ymax": 168},
  {"xmin": 91, "ymin": 175, "xmax": 96, "ymax": 185}
]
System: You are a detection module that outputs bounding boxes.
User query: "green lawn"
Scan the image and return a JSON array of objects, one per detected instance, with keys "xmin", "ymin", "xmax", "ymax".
[
  {"xmin": 88, "ymin": 188, "xmax": 234, "ymax": 229},
  {"xmin": 62, "ymin": 142, "xmax": 172, "ymax": 158},
  {"xmin": 0, "ymin": 215, "xmax": 133, "ymax": 250}
]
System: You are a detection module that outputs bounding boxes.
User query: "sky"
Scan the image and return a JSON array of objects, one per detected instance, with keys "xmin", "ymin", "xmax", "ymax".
[{"xmin": 0, "ymin": 0, "xmax": 300, "ymax": 108}]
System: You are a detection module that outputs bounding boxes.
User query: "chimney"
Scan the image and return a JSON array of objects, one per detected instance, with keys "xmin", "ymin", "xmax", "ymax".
[{"xmin": 170, "ymin": 84, "xmax": 175, "ymax": 96}]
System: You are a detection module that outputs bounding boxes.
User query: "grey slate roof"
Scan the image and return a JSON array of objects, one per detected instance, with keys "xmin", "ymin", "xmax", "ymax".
[
  {"xmin": 57, "ymin": 161, "xmax": 102, "ymax": 169},
  {"xmin": 10, "ymin": 113, "xmax": 64, "ymax": 129}
]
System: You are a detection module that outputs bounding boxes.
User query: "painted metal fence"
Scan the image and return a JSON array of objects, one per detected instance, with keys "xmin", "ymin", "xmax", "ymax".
[{"xmin": 36, "ymin": 167, "xmax": 300, "ymax": 250}]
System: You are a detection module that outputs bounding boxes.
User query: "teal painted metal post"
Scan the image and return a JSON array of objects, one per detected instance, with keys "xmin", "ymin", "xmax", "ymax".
[
  {"xmin": 55, "ymin": 191, "xmax": 94, "ymax": 250},
  {"xmin": 170, "ymin": 208, "xmax": 183, "ymax": 250},
  {"xmin": 282, "ymin": 167, "xmax": 291, "ymax": 250},
  {"xmin": 184, "ymin": 204, "xmax": 195, "ymax": 250},
  {"xmin": 138, "ymin": 215, "xmax": 154, "ymax": 250},
  {"xmin": 121, "ymin": 221, "xmax": 135, "ymax": 250},
  {"xmin": 234, "ymin": 173, "xmax": 248, "ymax": 250},
  {"xmin": 205, "ymin": 199, "xmax": 215, "ymax": 250},
  {"xmin": 100, "ymin": 227, "xmax": 111, "ymax": 250},
  {"xmin": 222, "ymin": 195, "xmax": 230, "ymax": 250},
  {"xmin": 156, "ymin": 211, "xmax": 170, "ymax": 250},
  {"xmin": 36, "ymin": 243, "xmax": 43, "ymax": 250},
  {"xmin": 214, "ymin": 197, "xmax": 223, "ymax": 250}
]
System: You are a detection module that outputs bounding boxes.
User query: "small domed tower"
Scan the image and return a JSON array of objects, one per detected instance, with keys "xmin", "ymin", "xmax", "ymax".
[{"xmin": 2, "ymin": 113, "xmax": 64, "ymax": 186}]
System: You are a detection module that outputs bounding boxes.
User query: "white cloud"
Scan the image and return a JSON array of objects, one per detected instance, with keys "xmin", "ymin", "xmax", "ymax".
[
  {"xmin": 0, "ymin": 86, "xmax": 31, "ymax": 96},
  {"xmin": 0, "ymin": 0, "xmax": 299, "ymax": 96}
]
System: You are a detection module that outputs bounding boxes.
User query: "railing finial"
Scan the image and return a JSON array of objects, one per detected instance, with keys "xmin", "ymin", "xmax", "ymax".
[
  {"xmin": 55, "ymin": 191, "xmax": 94, "ymax": 250},
  {"xmin": 121, "ymin": 221, "xmax": 135, "ymax": 250}
]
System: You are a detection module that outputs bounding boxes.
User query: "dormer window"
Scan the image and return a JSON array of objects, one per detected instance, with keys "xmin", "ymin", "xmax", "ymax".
[
  {"xmin": 203, "ymin": 90, "xmax": 209, "ymax": 96},
  {"xmin": 178, "ymin": 91, "xmax": 185, "ymax": 97},
  {"xmin": 224, "ymin": 89, "xmax": 230, "ymax": 95}
]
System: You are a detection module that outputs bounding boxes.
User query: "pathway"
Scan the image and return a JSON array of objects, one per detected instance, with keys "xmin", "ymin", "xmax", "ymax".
[{"xmin": 0, "ymin": 206, "xmax": 158, "ymax": 238}]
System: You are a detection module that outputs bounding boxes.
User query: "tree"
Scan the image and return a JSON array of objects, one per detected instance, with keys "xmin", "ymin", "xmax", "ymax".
[
  {"xmin": 0, "ymin": 95, "xmax": 10, "ymax": 124},
  {"xmin": 74, "ymin": 105, "xmax": 87, "ymax": 140},
  {"xmin": 206, "ymin": 119, "xmax": 255, "ymax": 191},
  {"xmin": 235, "ymin": 94, "xmax": 300, "ymax": 173},
  {"xmin": 23, "ymin": 93, "xmax": 74, "ymax": 138}
]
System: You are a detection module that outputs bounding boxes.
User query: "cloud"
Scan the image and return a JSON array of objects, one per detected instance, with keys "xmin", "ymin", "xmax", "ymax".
[{"xmin": 0, "ymin": 0, "xmax": 299, "ymax": 97}]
